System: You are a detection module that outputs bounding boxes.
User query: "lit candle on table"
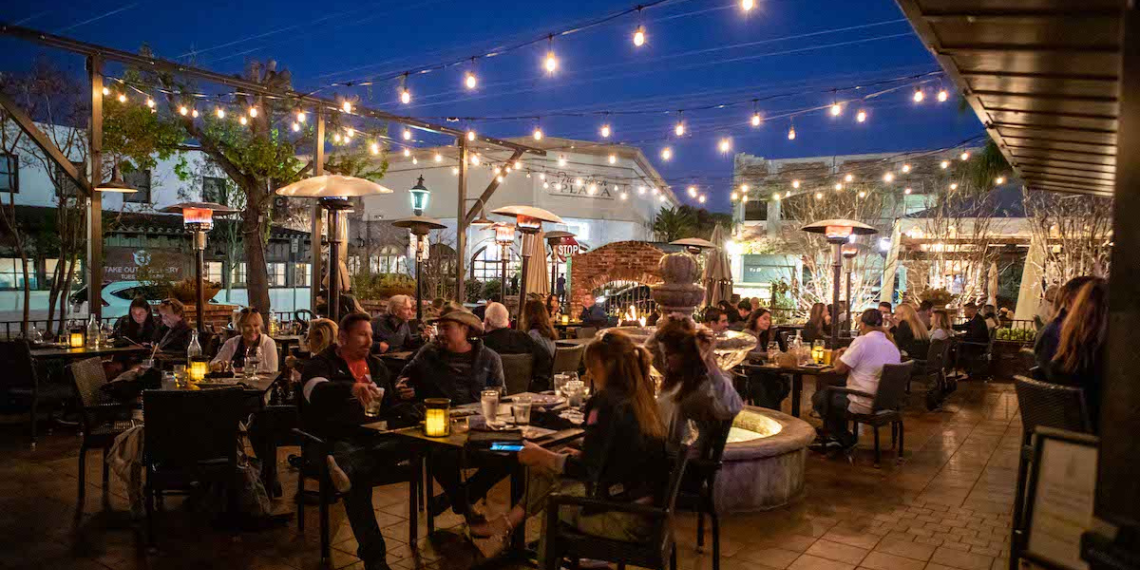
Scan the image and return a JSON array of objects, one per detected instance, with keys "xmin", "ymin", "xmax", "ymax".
[{"xmin": 424, "ymin": 398, "xmax": 451, "ymax": 437}]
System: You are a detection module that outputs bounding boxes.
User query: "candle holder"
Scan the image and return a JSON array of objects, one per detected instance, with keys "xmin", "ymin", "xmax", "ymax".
[
  {"xmin": 561, "ymin": 314, "xmax": 570, "ymax": 325},
  {"xmin": 423, "ymin": 398, "xmax": 451, "ymax": 437},
  {"xmin": 811, "ymin": 340, "xmax": 825, "ymax": 364},
  {"xmin": 189, "ymin": 356, "xmax": 210, "ymax": 382},
  {"xmin": 69, "ymin": 331, "xmax": 85, "ymax": 349}
]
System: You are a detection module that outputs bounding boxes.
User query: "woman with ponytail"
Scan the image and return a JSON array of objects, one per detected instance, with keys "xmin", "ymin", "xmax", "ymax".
[{"xmin": 469, "ymin": 330, "xmax": 669, "ymax": 556}]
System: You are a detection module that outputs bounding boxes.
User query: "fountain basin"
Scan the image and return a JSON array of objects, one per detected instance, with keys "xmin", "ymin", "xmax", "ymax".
[{"xmin": 715, "ymin": 406, "xmax": 815, "ymax": 512}]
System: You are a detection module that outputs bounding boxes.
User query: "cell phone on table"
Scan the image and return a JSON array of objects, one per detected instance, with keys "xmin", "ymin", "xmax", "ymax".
[{"xmin": 489, "ymin": 442, "xmax": 525, "ymax": 452}]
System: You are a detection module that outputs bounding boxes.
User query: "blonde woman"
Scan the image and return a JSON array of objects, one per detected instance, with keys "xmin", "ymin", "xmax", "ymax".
[
  {"xmin": 929, "ymin": 309, "xmax": 953, "ymax": 341},
  {"xmin": 285, "ymin": 318, "xmax": 338, "ymax": 382},
  {"xmin": 893, "ymin": 304, "xmax": 930, "ymax": 357}
]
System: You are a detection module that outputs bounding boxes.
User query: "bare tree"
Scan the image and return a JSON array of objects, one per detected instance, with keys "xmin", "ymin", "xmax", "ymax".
[{"xmin": 1022, "ymin": 188, "xmax": 1113, "ymax": 285}]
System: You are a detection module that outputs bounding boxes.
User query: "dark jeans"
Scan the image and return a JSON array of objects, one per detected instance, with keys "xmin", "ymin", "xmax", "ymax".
[
  {"xmin": 429, "ymin": 448, "xmax": 512, "ymax": 515},
  {"xmin": 811, "ymin": 387, "xmax": 854, "ymax": 445},
  {"xmin": 328, "ymin": 435, "xmax": 411, "ymax": 567},
  {"xmin": 746, "ymin": 369, "xmax": 790, "ymax": 410}
]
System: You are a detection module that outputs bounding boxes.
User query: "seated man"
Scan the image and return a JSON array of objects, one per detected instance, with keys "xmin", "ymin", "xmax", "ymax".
[
  {"xmin": 481, "ymin": 302, "xmax": 552, "ymax": 391},
  {"xmin": 301, "ymin": 312, "xmax": 415, "ymax": 570},
  {"xmin": 578, "ymin": 297, "xmax": 608, "ymax": 327},
  {"xmin": 372, "ymin": 294, "xmax": 419, "ymax": 354},
  {"xmin": 728, "ymin": 300, "xmax": 752, "ymax": 331},
  {"xmin": 212, "ymin": 307, "xmax": 278, "ymax": 373},
  {"xmin": 812, "ymin": 309, "xmax": 900, "ymax": 449},
  {"xmin": 701, "ymin": 306, "xmax": 729, "ymax": 336},
  {"xmin": 397, "ymin": 309, "xmax": 506, "ymax": 520},
  {"xmin": 153, "ymin": 298, "xmax": 194, "ymax": 353}
]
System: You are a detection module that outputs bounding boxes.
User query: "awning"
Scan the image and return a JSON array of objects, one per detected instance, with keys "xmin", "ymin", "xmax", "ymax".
[{"xmin": 896, "ymin": 0, "xmax": 1125, "ymax": 197}]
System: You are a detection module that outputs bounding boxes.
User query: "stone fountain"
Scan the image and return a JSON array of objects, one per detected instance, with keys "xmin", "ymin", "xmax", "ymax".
[{"xmin": 604, "ymin": 250, "xmax": 815, "ymax": 512}]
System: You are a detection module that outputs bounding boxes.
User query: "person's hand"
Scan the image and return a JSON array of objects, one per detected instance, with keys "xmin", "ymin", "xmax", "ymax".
[
  {"xmin": 396, "ymin": 377, "xmax": 415, "ymax": 400},
  {"xmin": 378, "ymin": 341, "xmax": 390, "ymax": 354},
  {"xmin": 518, "ymin": 442, "xmax": 557, "ymax": 471},
  {"xmin": 352, "ymin": 382, "xmax": 382, "ymax": 406},
  {"xmin": 834, "ymin": 348, "xmax": 847, "ymax": 360}
]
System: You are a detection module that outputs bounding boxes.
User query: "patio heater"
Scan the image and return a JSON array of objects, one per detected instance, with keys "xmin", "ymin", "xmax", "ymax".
[
  {"xmin": 393, "ymin": 216, "xmax": 446, "ymax": 322},
  {"xmin": 670, "ymin": 237, "xmax": 716, "ymax": 256},
  {"xmin": 161, "ymin": 202, "xmax": 238, "ymax": 333},
  {"xmin": 545, "ymin": 230, "xmax": 576, "ymax": 308},
  {"xmin": 801, "ymin": 219, "xmax": 877, "ymax": 347},
  {"xmin": 491, "ymin": 206, "xmax": 565, "ymax": 324},
  {"xmin": 276, "ymin": 175, "xmax": 393, "ymax": 324},
  {"xmin": 490, "ymin": 222, "xmax": 516, "ymax": 304},
  {"xmin": 841, "ymin": 243, "xmax": 860, "ymax": 334}
]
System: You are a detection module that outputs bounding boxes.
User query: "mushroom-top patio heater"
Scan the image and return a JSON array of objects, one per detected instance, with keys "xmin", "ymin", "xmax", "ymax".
[
  {"xmin": 161, "ymin": 202, "xmax": 238, "ymax": 333},
  {"xmin": 490, "ymin": 222, "xmax": 516, "ymax": 304},
  {"xmin": 545, "ymin": 230, "xmax": 576, "ymax": 309},
  {"xmin": 491, "ymin": 206, "xmax": 565, "ymax": 323},
  {"xmin": 670, "ymin": 237, "xmax": 716, "ymax": 256},
  {"xmin": 801, "ymin": 219, "xmax": 877, "ymax": 347},
  {"xmin": 841, "ymin": 243, "xmax": 861, "ymax": 334},
  {"xmin": 276, "ymin": 175, "xmax": 392, "ymax": 324},
  {"xmin": 409, "ymin": 176, "xmax": 430, "ymax": 216},
  {"xmin": 393, "ymin": 216, "xmax": 446, "ymax": 322}
]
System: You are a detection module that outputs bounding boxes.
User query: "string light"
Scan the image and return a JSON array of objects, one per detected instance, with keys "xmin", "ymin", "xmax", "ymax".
[
  {"xmin": 370, "ymin": 142, "xmax": 380, "ymax": 155},
  {"xmin": 830, "ymin": 101, "xmax": 842, "ymax": 116},
  {"xmin": 179, "ymin": 106, "xmax": 189, "ymax": 116},
  {"xmin": 452, "ymin": 167, "xmax": 460, "ymax": 175},
  {"xmin": 742, "ymin": 0, "xmax": 755, "ymax": 12},
  {"xmin": 333, "ymin": 133, "xmax": 341, "ymax": 143},
  {"xmin": 856, "ymin": 109, "xmax": 867, "ymax": 123},
  {"xmin": 434, "ymin": 153, "xmax": 443, "ymax": 163},
  {"xmin": 101, "ymin": 87, "xmax": 110, "ymax": 96},
  {"xmin": 883, "ymin": 172, "xmax": 894, "ymax": 183},
  {"xmin": 465, "ymin": 72, "xmax": 477, "ymax": 91},
  {"xmin": 494, "ymin": 166, "xmax": 502, "ymax": 174},
  {"xmin": 540, "ymin": 173, "xmax": 546, "ymax": 181},
  {"xmin": 773, "ymin": 192, "xmax": 780, "ymax": 201},
  {"xmin": 815, "ymin": 192, "xmax": 823, "ymax": 200},
  {"xmin": 117, "ymin": 93, "xmax": 127, "ymax": 103},
  {"xmin": 544, "ymin": 36, "xmax": 558, "ymax": 75},
  {"xmin": 652, "ymin": 187, "xmax": 660, "ymax": 195},
  {"xmin": 297, "ymin": 110, "xmax": 306, "ymax": 123},
  {"xmin": 608, "ymin": 154, "xmax": 617, "ymax": 164},
  {"xmin": 600, "ymin": 124, "xmax": 611, "ymax": 138},
  {"xmin": 937, "ymin": 89, "xmax": 949, "ymax": 102},
  {"xmin": 940, "ymin": 160, "xmax": 950, "ymax": 169},
  {"xmin": 731, "ymin": 192, "xmax": 739, "ymax": 201},
  {"xmin": 146, "ymin": 97, "xmax": 155, "ymax": 109},
  {"xmin": 901, "ymin": 164, "xmax": 911, "ymax": 173},
  {"xmin": 638, "ymin": 185, "xmax": 646, "ymax": 195},
  {"xmin": 904, "ymin": 187, "xmax": 912, "ymax": 195},
  {"xmin": 661, "ymin": 147, "xmax": 673, "ymax": 160},
  {"xmin": 467, "ymin": 129, "xmax": 476, "ymax": 141},
  {"xmin": 950, "ymin": 183, "xmax": 959, "ymax": 190},
  {"xmin": 191, "ymin": 109, "xmax": 199, "ymax": 118},
  {"xmin": 687, "ymin": 186, "xmax": 698, "ymax": 198},
  {"xmin": 543, "ymin": 182, "xmax": 550, "ymax": 189},
  {"xmin": 633, "ymin": 26, "xmax": 646, "ymax": 47},
  {"xmin": 239, "ymin": 116, "xmax": 248, "ymax": 126},
  {"xmin": 497, "ymin": 175, "xmax": 504, "ymax": 183},
  {"xmin": 835, "ymin": 183, "xmax": 843, "ymax": 191},
  {"xmin": 740, "ymin": 184, "xmax": 750, "ymax": 192},
  {"xmin": 913, "ymin": 88, "xmax": 924, "ymax": 103},
  {"xmin": 587, "ymin": 183, "xmax": 597, "ymax": 195},
  {"xmin": 995, "ymin": 176, "xmax": 1006, "ymax": 185},
  {"xmin": 858, "ymin": 191, "xmax": 866, "ymax": 198},
  {"xmin": 791, "ymin": 180, "xmax": 800, "ymax": 189},
  {"xmin": 248, "ymin": 106, "xmax": 258, "ymax": 118},
  {"xmin": 674, "ymin": 114, "xmax": 686, "ymax": 137},
  {"xmin": 960, "ymin": 151, "xmax": 970, "ymax": 161},
  {"xmin": 403, "ymin": 128, "xmax": 412, "ymax": 141},
  {"xmin": 291, "ymin": 122, "xmax": 300, "ymax": 132},
  {"xmin": 621, "ymin": 191, "xmax": 629, "ymax": 200},
  {"xmin": 751, "ymin": 112, "xmax": 762, "ymax": 127},
  {"xmin": 719, "ymin": 137, "xmax": 732, "ymax": 153},
  {"xmin": 400, "ymin": 87, "xmax": 412, "ymax": 105},
  {"xmin": 558, "ymin": 155, "xmax": 567, "ymax": 167},
  {"xmin": 787, "ymin": 125, "xmax": 796, "ymax": 140},
  {"xmin": 342, "ymin": 101, "xmax": 353, "ymax": 113},
  {"xmin": 216, "ymin": 107, "xmax": 226, "ymax": 119},
  {"xmin": 514, "ymin": 160, "xmax": 522, "ymax": 169},
  {"xmin": 345, "ymin": 127, "xmax": 354, "ymax": 139},
  {"xmin": 533, "ymin": 127, "xmax": 544, "ymax": 140},
  {"xmin": 844, "ymin": 173, "xmax": 854, "ymax": 182},
  {"xmin": 403, "ymin": 148, "xmax": 412, "ymax": 157},
  {"xmin": 698, "ymin": 195, "xmax": 706, "ymax": 204},
  {"xmin": 575, "ymin": 178, "xmax": 584, "ymax": 187}
]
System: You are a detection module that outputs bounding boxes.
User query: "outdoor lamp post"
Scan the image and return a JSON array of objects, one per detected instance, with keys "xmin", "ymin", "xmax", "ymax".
[
  {"xmin": 161, "ymin": 202, "xmax": 238, "ymax": 333},
  {"xmin": 393, "ymin": 215, "xmax": 446, "ymax": 322},
  {"xmin": 801, "ymin": 219, "xmax": 877, "ymax": 347},
  {"xmin": 491, "ymin": 206, "xmax": 565, "ymax": 324},
  {"xmin": 276, "ymin": 175, "xmax": 393, "ymax": 324},
  {"xmin": 409, "ymin": 175, "xmax": 430, "ymax": 216},
  {"xmin": 491, "ymin": 223, "xmax": 516, "ymax": 304}
]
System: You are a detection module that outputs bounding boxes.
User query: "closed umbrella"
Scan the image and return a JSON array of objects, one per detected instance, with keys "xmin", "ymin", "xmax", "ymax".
[
  {"xmin": 524, "ymin": 229, "xmax": 550, "ymax": 299},
  {"xmin": 704, "ymin": 224, "xmax": 733, "ymax": 306}
]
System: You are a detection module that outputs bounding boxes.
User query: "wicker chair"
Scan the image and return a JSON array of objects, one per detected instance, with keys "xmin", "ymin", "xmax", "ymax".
[
  {"xmin": 552, "ymin": 343, "xmax": 585, "ymax": 375},
  {"xmin": 678, "ymin": 419, "xmax": 735, "ymax": 570},
  {"xmin": 909, "ymin": 338, "xmax": 950, "ymax": 409},
  {"xmin": 1010, "ymin": 376, "xmax": 1093, "ymax": 570},
  {"xmin": 500, "ymin": 353, "xmax": 535, "ymax": 395},
  {"xmin": 831, "ymin": 361, "xmax": 915, "ymax": 467},
  {"xmin": 70, "ymin": 357, "xmax": 133, "ymax": 506},
  {"xmin": 543, "ymin": 446, "xmax": 690, "ymax": 570},
  {"xmin": 0, "ymin": 339, "xmax": 73, "ymax": 449}
]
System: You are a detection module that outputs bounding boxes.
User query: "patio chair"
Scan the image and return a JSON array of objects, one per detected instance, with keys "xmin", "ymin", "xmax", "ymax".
[
  {"xmin": 678, "ymin": 419, "xmax": 735, "ymax": 570},
  {"xmin": 577, "ymin": 327, "xmax": 598, "ymax": 340},
  {"xmin": 143, "ymin": 387, "xmax": 246, "ymax": 547},
  {"xmin": 552, "ymin": 343, "xmax": 585, "ymax": 375},
  {"xmin": 908, "ymin": 338, "xmax": 949, "ymax": 408},
  {"xmin": 1010, "ymin": 376, "xmax": 1093, "ymax": 570},
  {"xmin": 71, "ymin": 357, "xmax": 134, "ymax": 507},
  {"xmin": 500, "ymin": 353, "xmax": 535, "ymax": 395},
  {"xmin": 0, "ymin": 339, "xmax": 74, "ymax": 450},
  {"xmin": 542, "ymin": 445, "xmax": 690, "ymax": 570},
  {"xmin": 832, "ymin": 361, "xmax": 914, "ymax": 467}
]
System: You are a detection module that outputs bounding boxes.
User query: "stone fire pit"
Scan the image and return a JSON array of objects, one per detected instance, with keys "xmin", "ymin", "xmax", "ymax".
[{"xmin": 715, "ymin": 406, "xmax": 816, "ymax": 512}]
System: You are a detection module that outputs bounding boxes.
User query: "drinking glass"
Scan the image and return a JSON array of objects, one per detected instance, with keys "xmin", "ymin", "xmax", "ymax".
[
  {"xmin": 565, "ymin": 380, "xmax": 585, "ymax": 408},
  {"xmin": 173, "ymin": 364, "xmax": 186, "ymax": 386},
  {"xmin": 512, "ymin": 395, "xmax": 533, "ymax": 426},
  {"xmin": 245, "ymin": 345, "xmax": 261, "ymax": 378},
  {"xmin": 364, "ymin": 396, "xmax": 383, "ymax": 418},
  {"xmin": 481, "ymin": 389, "xmax": 501, "ymax": 425},
  {"xmin": 553, "ymin": 373, "xmax": 568, "ymax": 397},
  {"xmin": 766, "ymin": 341, "xmax": 780, "ymax": 357}
]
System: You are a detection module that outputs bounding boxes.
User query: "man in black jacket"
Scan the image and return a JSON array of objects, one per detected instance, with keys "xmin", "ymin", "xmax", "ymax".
[
  {"xmin": 371, "ymin": 294, "xmax": 419, "ymax": 354},
  {"xmin": 954, "ymin": 302, "xmax": 990, "ymax": 343},
  {"xmin": 481, "ymin": 302, "xmax": 552, "ymax": 391},
  {"xmin": 300, "ymin": 312, "xmax": 415, "ymax": 570}
]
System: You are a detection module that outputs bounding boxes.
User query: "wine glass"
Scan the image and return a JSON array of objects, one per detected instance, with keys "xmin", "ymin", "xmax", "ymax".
[{"xmin": 245, "ymin": 345, "xmax": 261, "ymax": 378}]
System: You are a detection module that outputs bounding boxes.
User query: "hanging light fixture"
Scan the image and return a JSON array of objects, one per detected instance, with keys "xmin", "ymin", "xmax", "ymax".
[
  {"xmin": 544, "ymin": 35, "xmax": 558, "ymax": 75},
  {"xmin": 633, "ymin": 25, "xmax": 646, "ymax": 47},
  {"xmin": 94, "ymin": 164, "xmax": 137, "ymax": 193},
  {"xmin": 409, "ymin": 175, "xmax": 431, "ymax": 215},
  {"xmin": 399, "ymin": 74, "xmax": 412, "ymax": 104}
]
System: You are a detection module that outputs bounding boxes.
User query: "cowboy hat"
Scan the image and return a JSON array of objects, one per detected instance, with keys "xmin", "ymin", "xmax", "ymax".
[{"xmin": 429, "ymin": 309, "xmax": 484, "ymax": 335}]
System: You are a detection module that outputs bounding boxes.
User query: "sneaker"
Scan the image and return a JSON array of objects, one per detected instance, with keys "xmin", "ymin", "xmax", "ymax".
[{"xmin": 327, "ymin": 455, "xmax": 352, "ymax": 494}]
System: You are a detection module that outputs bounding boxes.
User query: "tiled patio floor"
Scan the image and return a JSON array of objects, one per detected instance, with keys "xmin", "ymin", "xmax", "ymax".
[{"xmin": 0, "ymin": 378, "xmax": 1020, "ymax": 570}]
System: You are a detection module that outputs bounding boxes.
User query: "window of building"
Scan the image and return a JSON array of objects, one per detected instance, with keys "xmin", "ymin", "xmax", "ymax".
[
  {"xmin": 56, "ymin": 162, "xmax": 85, "ymax": 198},
  {"xmin": 0, "ymin": 258, "xmax": 34, "ymax": 290},
  {"xmin": 0, "ymin": 153, "xmax": 17, "ymax": 193},
  {"xmin": 743, "ymin": 200, "xmax": 768, "ymax": 222},
  {"xmin": 206, "ymin": 261, "xmax": 224, "ymax": 284},
  {"xmin": 123, "ymin": 169, "xmax": 152, "ymax": 203},
  {"xmin": 43, "ymin": 259, "xmax": 59, "ymax": 289},
  {"xmin": 268, "ymin": 263, "xmax": 287, "ymax": 287},
  {"xmin": 231, "ymin": 262, "xmax": 247, "ymax": 286},
  {"xmin": 293, "ymin": 263, "xmax": 311, "ymax": 287},
  {"xmin": 471, "ymin": 246, "xmax": 519, "ymax": 283},
  {"xmin": 202, "ymin": 176, "xmax": 227, "ymax": 204}
]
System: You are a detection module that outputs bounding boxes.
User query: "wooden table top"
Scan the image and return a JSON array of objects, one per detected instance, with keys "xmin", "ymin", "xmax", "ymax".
[
  {"xmin": 31, "ymin": 344, "xmax": 151, "ymax": 359},
  {"xmin": 162, "ymin": 371, "xmax": 279, "ymax": 394},
  {"xmin": 372, "ymin": 394, "xmax": 584, "ymax": 449}
]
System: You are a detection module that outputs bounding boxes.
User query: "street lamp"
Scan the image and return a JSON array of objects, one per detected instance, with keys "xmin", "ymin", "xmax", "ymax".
[
  {"xmin": 276, "ymin": 175, "xmax": 393, "ymax": 323},
  {"xmin": 160, "ymin": 202, "xmax": 238, "ymax": 333},
  {"xmin": 801, "ymin": 219, "xmax": 877, "ymax": 347},
  {"xmin": 393, "ymin": 215, "xmax": 446, "ymax": 322},
  {"xmin": 491, "ymin": 205, "xmax": 565, "ymax": 324},
  {"xmin": 545, "ymin": 230, "xmax": 576, "ymax": 310},
  {"xmin": 491, "ymin": 223, "xmax": 516, "ymax": 304},
  {"xmin": 409, "ymin": 175, "xmax": 430, "ymax": 216}
]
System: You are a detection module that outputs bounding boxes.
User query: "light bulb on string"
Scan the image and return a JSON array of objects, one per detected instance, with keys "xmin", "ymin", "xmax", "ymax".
[
  {"xmin": 297, "ymin": 110, "xmax": 306, "ymax": 123},
  {"xmin": 830, "ymin": 101, "xmax": 842, "ymax": 116},
  {"xmin": 787, "ymin": 124, "xmax": 796, "ymax": 140},
  {"xmin": 533, "ymin": 126, "xmax": 544, "ymax": 141},
  {"xmin": 844, "ymin": 173, "xmax": 854, "ymax": 183},
  {"xmin": 179, "ymin": 106, "xmax": 189, "ymax": 116},
  {"xmin": 731, "ymin": 192, "xmax": 739, "ymax": 201},
  {"xmin": 937, "ymin": 89, "xmax": 949, "ymax": 102},
  {"xmin": 342, "ymin": 101, "xmax": 353, "ymax": 113},
  {"xmin": 883, "ymin": 172, "xmax": 895, "ymax": 183},
  {"xmin": 651, "ymin": 187, "xmax": 660, "ymax": 196},
  {"xmin": 403, "ymin": 128, "xmax": 412, "ymax": 141},
  {"xmin": 248, "ymin": 106, "xmax": 258, "ymax": 118},
  {"xmin": 370, "ymin": 142, "xmax": 380, "ymax": 155},
  {"xmin": 146, "ymin": 97, "xmax": 155, "ymax": 109},
  {"xmin": 940, "ymin": 160, "xmax": 950, "ymax": 169},
  {"xmin": 117, "ymin": 93, "xmax": 127, "ymax": 103},
  {"xmin": 216, "ymin": 107, "xmax": 225, "ymax": 119},
  {"xmin": 465, "ymin": 71, "xmax": 478, "ymax": 91},
  {"xmin": 904, "ymin": 187, "xmax": 912, "ymax": 195},
  {"xmin": 742, "ymin": 0, "xmax": 755, "ymax": 12},
  {"xmin": 452, "ymin": 167, "xmax": 460, "ymax": 175},
  {"xmin": 600, "ymin": 124, "xmax": 611, "ymax": 138},
  {"xmin": 434, "ymin": 153, "xmax": 443, "ymax": 163},
  {"xmin": 587, "ymin": 183, "xmax": 597, "ymax": 195},
  {"xmin": 412, "ymin": 157, "xmax": 418, "ymax": 165},
  {"xmin": 191, "ymin": 109, "xmax": 199, "ymax": 118},
  {"xmin": 494, "ymin": 166, "xmax": 502, "ymax": 174},
  {"xmin": 719, "ymin": 138, "xmax": 732, "ymax": 154},
  {"xmin": 558, "ymin": 155, "xmax": 567, "ymax": 167},
  {"xmin": 467, "ymin": 129, "xmax": 476, "ymax": 141},
  {"xmin": 858, "ymin": 191, "xmax": 866, "ymax": 198},
  {"xmin": 950, "ymin": 183, "xmax": 959, "ymax": 190},
  {"xmin": 674, "ymin": 114, "xmax": 686, "ymax": 137},
  {"xmin": 540, "ymin": 173, "xmax": 547, "ymax": 181},
  {"xmin": 543, "ymin": 182, "xmax": 549, "ymax": 189},
  {"xmin": 398, "ymin": 74, "xmax": 412, "ymax": 105},
  {"xmin": 856, "ymin": 109, "xmax": 867, "ymax": 123},
  {"xmin": 740, "ymin": 184, "xmax": 749, "ymax": 192},
  {"xmin": 698, "ymin": 195, "xmax": 706, "ymax": 204},
  {"xmin": 751, "ymin": 112, "xmax": 762, "ymax": 127},
  {"xmin": 575, "ymin": 178, "xmax": 584, "ymax": 187},
  {"xmin": 792, "ymin": 180, "xmax": 800, "ymax": 189},
  {"xmin": 345, "ymin": 127, "xmax": 354, "ymax": 139},
  {"xmin": 333, "ymin": 133, "xmax": 341, "ymax": 143},
  {"xmin": 638, "ymin": 186, "xmax": 646, "ymax": 195},
  {"xmin": 815, "ymin": 192, "xmax": 823, "ymax": 200},
  {"xmin": 239, "ymin": 116, "xmax": 248, "ymax": 126},
  {"xmin": 633, "ymin": 26, "xmax": 646, "ymax": 47},
  {"xmin": 772, "ymin": 192, "xmax": 780, "ymax": 201},
  {"xmin": 995, "ymin": 176, "xmax": 1006, "ymax": 185},
  {"xmin": 102, "ymin": 87, "xmax": 110, "ymax": 96},
  {"xmin": 687, "ymin": 186, "xmax": 697, "ymax": 198},
  {"xmin": 608, "ymin": 154, "xmax": 617, "ymax": 164},
  {"xmin": 901, "ymin": 163, "xmax": 911, "ymax": 173},
  {"xmin": 835, "ymin": 183, "xmax": 843, "ymax": 191},
  {"xmin": 661, "ymin": 147, "xmax": 673, "ymax": 161},
  {"xmin": 291, "ymin": 122, "xmax": 300, "ymax": 132},
  {"xmin": 544, "ymin": 36, "xmax": 558, "ymax": 75},
  {"xmin": 913, "ymin": 88, "xmax": 924, "ymax": 103},
  {"xmin": 960, "ymin": 151, "xmax": 970, "ymax": 161},
  {"xmin": 403, "ymin": 148, "xmax": 411, "ymax": 157},
  {"xmin": 497, "ymin": 176, "xmax": 504, "ymax": 183}
]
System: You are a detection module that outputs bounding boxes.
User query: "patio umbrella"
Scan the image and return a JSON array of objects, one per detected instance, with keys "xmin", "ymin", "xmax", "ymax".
[
  {"xmin": 524, "ymin": 228, "xmax": 550, "ymax": 299},
  {"xmin": 703, "ymin": 225, "xmax": 733, "ymax": 307}
]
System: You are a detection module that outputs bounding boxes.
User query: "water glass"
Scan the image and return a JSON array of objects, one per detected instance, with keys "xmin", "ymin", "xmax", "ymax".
[
  {"xmin": 245, "ymin": 345, "xmax": 261, "ymax": 378},
  {"xmin": 364, "ymin": 396, "xmax": 383, "ymax": 418},
  {"xmin": 553, "ymin": 373, "xmax": 569, "ymax": 397},
  {"xmin": 766, "ymin": 341, "xmax": 780, "ymax": 357},
  {"xmin": 565, "ymin": 380, "xmax": 585, "ymax": 408},
  {"xmin": 512, "ymin": 396, "xmax": 533, "ymax": 426},
  {"xmin": 173, "ymin": 364, "xmax": 186, "ymax": 385},
  {"xmin": 481, "ymin": 389, "xmax": 501, "ymax": 425}
]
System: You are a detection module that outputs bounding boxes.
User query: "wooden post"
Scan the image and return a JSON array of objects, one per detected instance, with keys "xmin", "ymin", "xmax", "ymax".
[
  {"xmin": 310, "ymin": 107, "xmax": 325, "ymax": 315},
  {"xmin": 87, "ymin": 55, "xmax": 103, "ymax": 323},
  {"xmin": 456, "ymin": 138, "xmax": 468, "ymax": 303}
]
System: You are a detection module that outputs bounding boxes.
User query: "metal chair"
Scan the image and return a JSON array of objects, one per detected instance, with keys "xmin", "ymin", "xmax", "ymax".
[
  {"xmin": 1010, "ymin": 376, "xmax": 1093, "ymax": 570},
  {"xmin": 143, "ymin": 388, "xmax": 246, "ymax": 547},
  {"xmin": 832, "ymin": 361, "xmax": 915, "ymax": 467},
  {"xmin": 543, "ymin": 445, "xmax": 690, "ymax": 570},
  {"xmin": 679, "ymin": 419, "xmax": 735, "ymax": 570},
  {"xmin": 552, "ymin": 343, "xmax": 585, "ymax": 375},
  {"xmin": 500, "ymin": 353, "xmax": 535, "ymax": 395},
  {"xmin": 0, "ymin": 339, "xmax": 73, "ymax": 449},
  {"xmin": 909, "ymin": 338, "xmax": 949, "ymax": 407},
  {"xmin": 70, "ymin": 357, "xmax": 133, "ymax": 506}
]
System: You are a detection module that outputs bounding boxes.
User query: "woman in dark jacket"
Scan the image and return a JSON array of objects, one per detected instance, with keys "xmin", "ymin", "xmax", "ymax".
[
  {"xmin": 468, "ymin": 330, "xmax": 668, "ymax": 556},
  {"xmin": 1043, "ymin": 279, "xmax": 1107, "ymax": 429},
  {"xmin": 112, "ymin": 296, "xmax": 158, "ymax": 344},
  {"xmin": 801, "ymin": 303, "xmax": 829, "ymax": 343}
]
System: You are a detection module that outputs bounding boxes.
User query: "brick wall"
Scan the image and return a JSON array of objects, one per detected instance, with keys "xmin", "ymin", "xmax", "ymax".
[{"xmin": 569, "ymin": 241, "xmax": 666, "ymax": 316}]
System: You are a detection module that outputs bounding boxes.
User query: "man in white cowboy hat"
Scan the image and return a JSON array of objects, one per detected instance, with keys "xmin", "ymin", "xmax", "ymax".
[{"xmin": 397, "ymin": 307, "xmax": 508, "ymax": 523}]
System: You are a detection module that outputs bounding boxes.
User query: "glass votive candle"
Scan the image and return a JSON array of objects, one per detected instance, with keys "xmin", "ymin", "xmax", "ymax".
[
  {"xmin": 424, "ymin": 398, "xmax": 451, "ymax": 437},
  {"xmin": 69, "ymin": 331, "xmax": 85, "ymax": 348},
  {"xmin": 561, "ymin": 314, "xmax": 569, "ymax": 325},
  {"xmin": 189, "ymin": 356, "xmax": 210, "ymax": 382}
]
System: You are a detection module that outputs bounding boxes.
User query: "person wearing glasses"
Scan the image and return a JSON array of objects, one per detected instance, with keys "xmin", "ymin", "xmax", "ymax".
[
  {"xmin": 153, "ymin": 299, "xmax": 194, "ymax": 353},
  {"xmin": 212, "ymin": 307, "xmax": 279, "ymax": 373}
]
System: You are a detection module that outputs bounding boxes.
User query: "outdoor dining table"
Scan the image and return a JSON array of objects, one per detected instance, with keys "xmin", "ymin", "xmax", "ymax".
[
  {"xmin": 367, "ymin": 394, "xmax": 584, "ymax": 552},
  {"xmin": 743, "ymin": 357, "xmax": 844, "ymax": 418},
  {"xmin": 31, "ymin": 343, "xmax": 151, "ymax": 361}
]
